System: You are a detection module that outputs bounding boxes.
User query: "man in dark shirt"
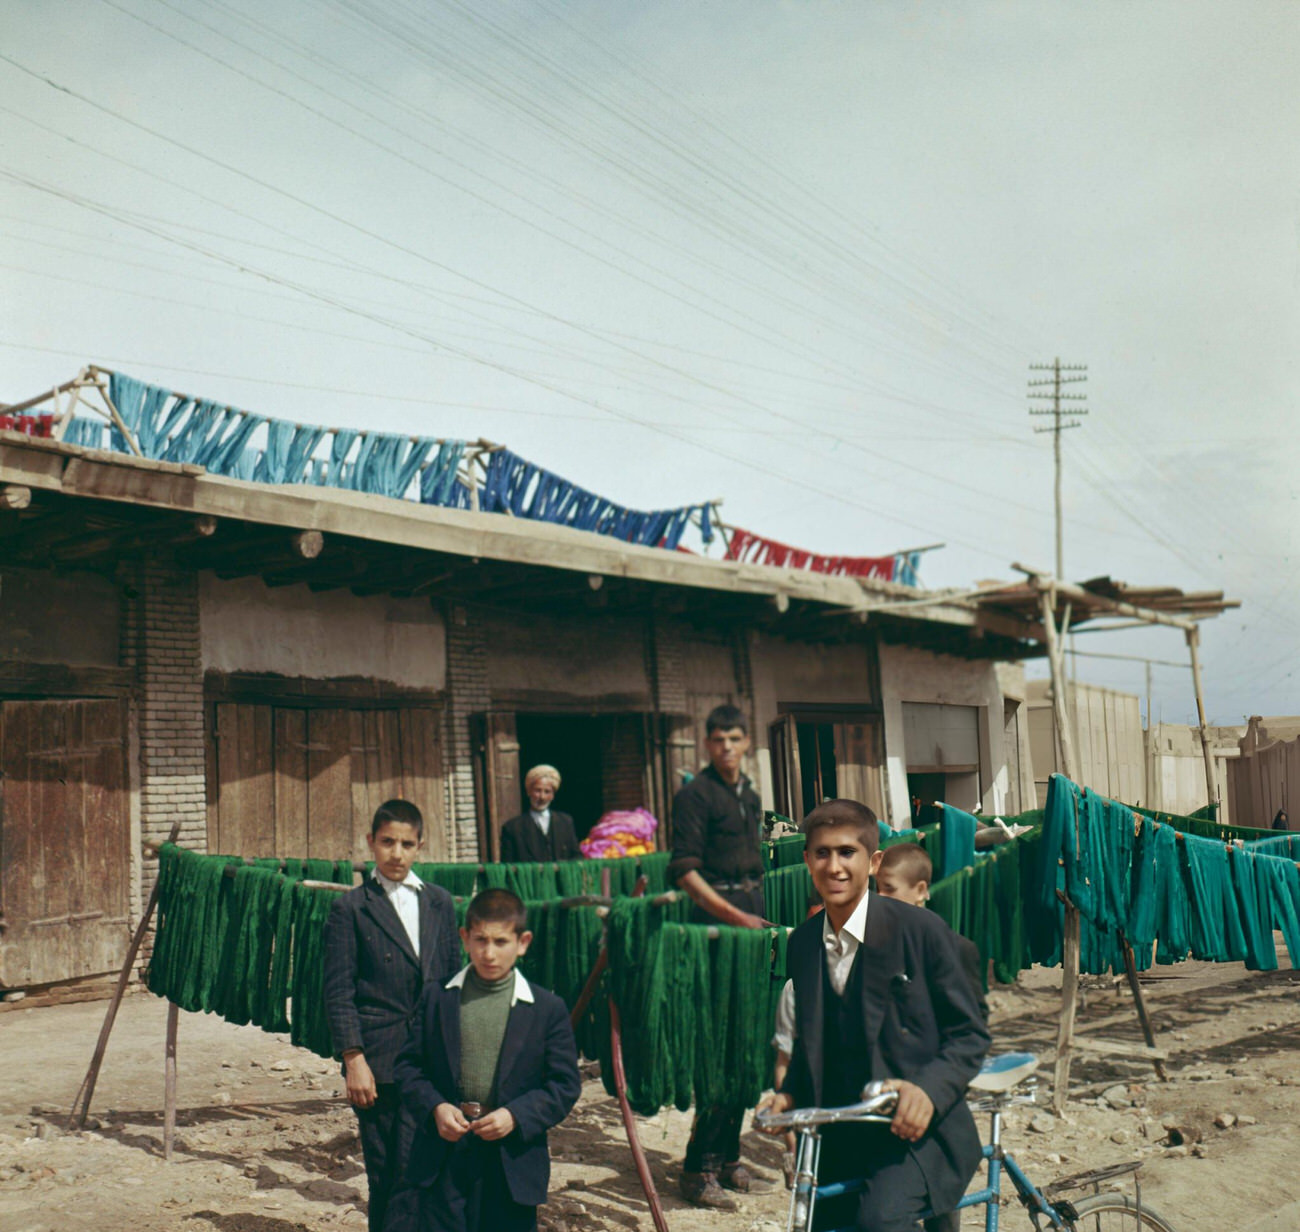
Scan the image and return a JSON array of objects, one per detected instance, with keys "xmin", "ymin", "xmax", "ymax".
[{"xmin": 668, "ymin": 704, "xmax": 766, "ymax": 1209}]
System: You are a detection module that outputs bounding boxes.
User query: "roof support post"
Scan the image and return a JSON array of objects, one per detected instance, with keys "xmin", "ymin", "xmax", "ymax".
[
  {"xmin": 1037, "ymin": 582, "xmax": 1078, "ymax": 781},
  {"xmin": 1185, "ymin": 624, "xmax": 1218, "ymax": 811},
  {"xmin": 1036, "ymin": 577, "xmax": 1081, "ymax": 1115}
]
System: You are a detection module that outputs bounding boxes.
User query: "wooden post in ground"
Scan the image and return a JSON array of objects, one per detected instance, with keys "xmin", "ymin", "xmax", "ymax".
[
  {"xmin": 608, "ymin": 996, "xmax": 670, "ymax": 1232},
  {"xmin": 69, "ymin": 820, "xmax": 182, "ymax": 1130},
  {"xmin": 1120, "ymin": 938, "xmax": 1168, "ymax": 1082},
  {"xmin": 164, "ymin": 1002, "xmax": 179, "ymax": 1161},
  {"xmin": 1038, "ymin": 583, "xmax": 1083, "ymax": 1115},
  {"xmin": 1053, "ymin": 901, "xmax": 1081, "ymax": 1114},
  {"xmin": 1185, "ymin": 625, "xmax": 1219, "ymax": 814}
]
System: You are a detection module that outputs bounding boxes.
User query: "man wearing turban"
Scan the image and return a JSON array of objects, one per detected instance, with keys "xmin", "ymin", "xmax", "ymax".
[{"xmin": 499, "ymin": 764, "xmax": 581, "ymax": 863}]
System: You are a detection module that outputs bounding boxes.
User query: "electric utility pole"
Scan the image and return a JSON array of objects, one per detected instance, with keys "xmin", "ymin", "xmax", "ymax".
[{"xmin": 1028, "ymin": 358, "xmax": 1088, "ymax": 579}]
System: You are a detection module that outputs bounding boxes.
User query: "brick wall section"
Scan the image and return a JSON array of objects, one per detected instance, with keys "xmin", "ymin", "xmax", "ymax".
[
  {"xmin": 124, "ymin": 562, "xmax": 207, "ymax": 907},
  {"xmin": 649, "ymin": 616, "xmax": 688, "ymax": 715},
  {"xmin": 444, "ymin": 606, "xmax": 490, "ymax": 861},
  {"xmin": 600, "ymin": 713, "xmax": 649, "ymax": 812}
]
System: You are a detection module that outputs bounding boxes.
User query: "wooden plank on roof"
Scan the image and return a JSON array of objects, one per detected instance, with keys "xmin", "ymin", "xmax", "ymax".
[{"xmin": 1, "ymin": 437, "xmax": 884, "ymax": 608}]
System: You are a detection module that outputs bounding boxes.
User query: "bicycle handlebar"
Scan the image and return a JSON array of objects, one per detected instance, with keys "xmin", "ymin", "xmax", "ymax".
[{"xmin": 755, "ymin": 1084, "xmax": 899, "ymax": 1131}]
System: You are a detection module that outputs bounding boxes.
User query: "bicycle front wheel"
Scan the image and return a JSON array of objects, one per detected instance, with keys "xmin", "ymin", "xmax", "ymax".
[{"xmin": 1063, "ymin": 1192, "xmax": 1180, "ymax": 1231}]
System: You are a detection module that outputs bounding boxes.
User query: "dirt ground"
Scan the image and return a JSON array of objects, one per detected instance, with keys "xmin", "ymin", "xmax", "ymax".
[{"xmin": 2, "ymin": 945, "xmax": 1298, "ymax": 1232}]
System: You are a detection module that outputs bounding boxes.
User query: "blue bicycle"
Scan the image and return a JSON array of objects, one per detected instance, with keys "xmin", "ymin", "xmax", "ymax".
[{"xmin": 755, "ymin": 1053, "xmax": 1178, "ymax": 1231}]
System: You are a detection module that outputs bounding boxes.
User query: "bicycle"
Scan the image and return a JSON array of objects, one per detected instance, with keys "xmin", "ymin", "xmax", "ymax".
[{"xmin": 755, "ymin": 1052, "xmax": 1179, "ymax": 1231}]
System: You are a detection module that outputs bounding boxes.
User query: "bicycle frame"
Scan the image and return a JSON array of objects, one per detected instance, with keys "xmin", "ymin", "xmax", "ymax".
[{"xmin": 772, "ymin": 1094, "xmax": 1075, "ymax": 1232}]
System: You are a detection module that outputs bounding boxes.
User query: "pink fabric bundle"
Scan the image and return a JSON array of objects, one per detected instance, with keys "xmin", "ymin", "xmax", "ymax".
[{"xmin": 579, "ymin": 808, "xmax": 660, "ymax": 859}]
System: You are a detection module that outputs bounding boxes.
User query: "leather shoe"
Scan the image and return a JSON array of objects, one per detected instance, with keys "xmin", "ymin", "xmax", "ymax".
[
  {"xmin": 679, "ymin": 1170, "xmax": 737, "ymax": 1210},
  {"xmin": 719, "ymin": 1161, "xmax": 753, "ymax": 1192}
]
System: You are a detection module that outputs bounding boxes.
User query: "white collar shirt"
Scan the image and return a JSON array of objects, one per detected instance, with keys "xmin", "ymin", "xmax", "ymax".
[
  {"xmin": 821, "ymin": 890, "xmax": 870, "ymax": 996},
  {"xmin": 530, "ymin": 808, "xmax": 551, "ymax": 836},
  {"xmin": 446, "ymin": 965, "xmax": 536, "ymax": 1005},
  {"xmin": 373, "ymin": 868, "xmax": 423, "ymax": 957}
]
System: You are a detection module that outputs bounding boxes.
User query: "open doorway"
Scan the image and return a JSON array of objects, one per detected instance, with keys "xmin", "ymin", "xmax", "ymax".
[
  {"xmin": 769, "ymin": 711, "xmax": 885, "ymax": 823},
  {"xmin": 515, "ymin": 713, "xmax": 604, "ymax": 838}
]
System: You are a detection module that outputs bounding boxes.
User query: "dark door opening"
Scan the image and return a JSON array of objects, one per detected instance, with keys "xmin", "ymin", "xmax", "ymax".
[
  {"xmin": 796, "ymin": 721, "xmax": 839, "ymax": 816},
  {"xmin": 515, "ymin": 714, "xmax": 604, "ymax": 839},
  {"xmin": 771, "ymin": 712, "xmax": 885, "ymax": 824},
  {"xmin": 907, "ymin": 772, "xmax": 947, "ymax": 824}
]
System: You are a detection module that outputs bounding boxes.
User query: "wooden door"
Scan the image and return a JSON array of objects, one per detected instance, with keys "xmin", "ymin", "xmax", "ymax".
[
  {"xmin": 0, "ymin": 699, "xmax": 130, "ymax": 988},
  {"xmin": 473, "ymin": 712, "xmax": 520, "ymax": 863},
  {"xmin": 212, "ymin": 703, "xmax": 274, "ymax": 858},
  {"xmin": 832, "ymin": 720, "xmax": 885, "ymax": 821},
  {"xmin": 209, "ymin": 703, "xmax": 447, "ymax": 863},
  {"xmin": 768, "ymin": 715, "xmax": 803, "ymax": 822}
]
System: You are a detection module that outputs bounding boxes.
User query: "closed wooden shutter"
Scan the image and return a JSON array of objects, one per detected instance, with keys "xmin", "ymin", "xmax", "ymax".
[
  {"xmin": 0, "ymin": 698, "xmax": 130, "ymax": 987},
  {"xmin": 208, "ymin": 703, "xmax": 447, "ymax": 863}
]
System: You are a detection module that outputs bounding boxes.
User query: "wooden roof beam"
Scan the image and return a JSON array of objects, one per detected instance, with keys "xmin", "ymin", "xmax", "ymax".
[
  {"xmin": 1012, "ymin": 563, "xmax": 1198, "ymax": 632},
  {"xmin": 180, "ymin": 527, "xmax": 328, "ymax": 575},
  {"xmin": 50, "ymin": 514, "xmax": 219, "ymax": 563}
]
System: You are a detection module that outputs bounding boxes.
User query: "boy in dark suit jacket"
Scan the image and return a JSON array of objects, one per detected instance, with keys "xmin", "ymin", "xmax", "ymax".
[
  {"xmin": 876, "ymin": 842, "xmax": 990, "ymax": 1023},
  {"xmin": 757, "ymin": 800, "xmax": 990, "ymax": 1232},
  {"xmin": 393, "ymin": 887, "xmax": 582, "ymax": 1232},
  {"xmin": 876, "ymin": 840, "xmax": 990, "ymax": 1232},
  {"xmin": 324, "ymin": 800, "xmax": 460, "ymax": 1232},
  {"xmin": 498, "ymin": 764, "xmax": 581, "ymax": 864}
]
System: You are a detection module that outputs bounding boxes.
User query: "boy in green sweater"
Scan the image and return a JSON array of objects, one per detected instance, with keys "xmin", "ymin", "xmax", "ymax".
[{"xmin": 392, "ymin": 888, "xmax": 581, "ymax": 1232}]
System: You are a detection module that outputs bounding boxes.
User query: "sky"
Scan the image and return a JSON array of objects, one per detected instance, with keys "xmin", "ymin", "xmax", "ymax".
[{"xmin": 1, "ymin": 1, "xmax": 1296, "ymax": 724}]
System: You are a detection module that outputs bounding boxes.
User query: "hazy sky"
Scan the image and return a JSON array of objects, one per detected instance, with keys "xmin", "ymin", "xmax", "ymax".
[{"xmin": 2, "ymin": 1, "xmax": 1296, "ymax": 723}]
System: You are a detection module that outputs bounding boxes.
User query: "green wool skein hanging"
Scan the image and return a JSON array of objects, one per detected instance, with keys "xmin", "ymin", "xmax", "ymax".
[
  {"xmin": 637, "ymin": 851, "xmax": 673, "ymax": 893},
  {"xmin": 598, "ymin": 906, "xmax": 777, "ymax": 1117},
  {"xmin": 288, "ymin": 881, "xmax": 338, "ymax": 1057},
  {"xmin": 412, "ymin": 862, "xmax": 480, "ymax": 897},
  {"xmin": 262, "ymin": 873, "xmax": 296, "ymax": 1032}
]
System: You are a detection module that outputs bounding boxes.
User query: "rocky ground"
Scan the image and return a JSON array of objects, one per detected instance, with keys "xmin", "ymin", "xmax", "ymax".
[{"xmin": 1, "ymin": 943, "xmax": 1298, "ymax": 1232}]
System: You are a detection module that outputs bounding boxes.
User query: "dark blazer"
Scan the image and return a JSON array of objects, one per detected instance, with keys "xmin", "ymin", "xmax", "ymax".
[
  {"xmin": 954, "ymin": 931, "xmax": 990, "ymax": 1023},
  {"xmin": 393, "ymin": 973, "xmax": 582, "ymax": 1207},
  {"xmin": 781, "ymin": 893, "xmax": 990, "ymax": 1215},
  {"xmin": 323, "ymin": 877, "xmax": 460, "ymax": 1083},
  {"xmin": 499, "ymin": 810, "xmax": 581, "ymax": 864}
]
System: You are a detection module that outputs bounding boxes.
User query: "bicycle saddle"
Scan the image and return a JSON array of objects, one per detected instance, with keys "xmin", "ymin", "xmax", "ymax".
[{"xmin": 969, "ymin": 1052, "xmax": 1038, "ymax": 1093}]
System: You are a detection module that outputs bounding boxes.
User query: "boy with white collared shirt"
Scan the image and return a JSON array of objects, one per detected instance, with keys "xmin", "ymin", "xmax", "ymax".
[
  {"xmin": 324, "ymin": 800, "xmax": 460, "ymax": 1232},
  {"xmin": 756, "ymin": 800, "xmax": 989, "ymax": 1232},
  {"xmin": 392, "ymin": 888, "xmax": 581, "ymax": 1232}
]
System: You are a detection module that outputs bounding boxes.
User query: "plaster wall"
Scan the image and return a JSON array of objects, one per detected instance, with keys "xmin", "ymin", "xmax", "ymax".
[
  {"xmin": 198, "ymin": 574, "xmax": 446, "ymax": 690},
  {"xmin": 877, "ymin": 643, "xmax": 1007, "ymax": 822},
  {"xmin": 751, "ymin": 635, "xmax": 876, "ymax": 712},
  {"xmin": 747, "ymin": 634, "xmax": 877, "ymax": 811},
  {"xmin": 0, "ymin": 566, "xmax": 119, "ymax": 665},
  {"xmin": 481, "ymin": 608, "xmax": 651, "ymax": 709}
]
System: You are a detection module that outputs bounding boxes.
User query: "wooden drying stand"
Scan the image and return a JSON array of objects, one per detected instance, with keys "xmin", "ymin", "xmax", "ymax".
[
  {"xmin": 68, "ymin": 819, "xmax": 182, "ymax": 1134},
  {"xmin": 69, "ymin": 843, "xmax": 690, "ymax": 1228},
  {"xmin": 1028, "ymin": 569, "xmax": 1189, "ymax": 1112}
]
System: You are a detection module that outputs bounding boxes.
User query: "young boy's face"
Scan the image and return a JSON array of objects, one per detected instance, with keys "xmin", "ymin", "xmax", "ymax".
[
  {"xmin": 875, "ymin": 866, "xmax": 929, "ymax": 908},
  {"xmin": 804, "ymin": 823, "xmax": 882, "ymax": 915},
  {"xmin": 460, "ymin": 920, "xmax": 532, "ymax": 983},
  {"xmin": 367, "ymin": 820, "xmax": 422, "ymax": 883},
  {"xmin": 705, "ymin": 725, "xmax": 751, "ymax": 778}
]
